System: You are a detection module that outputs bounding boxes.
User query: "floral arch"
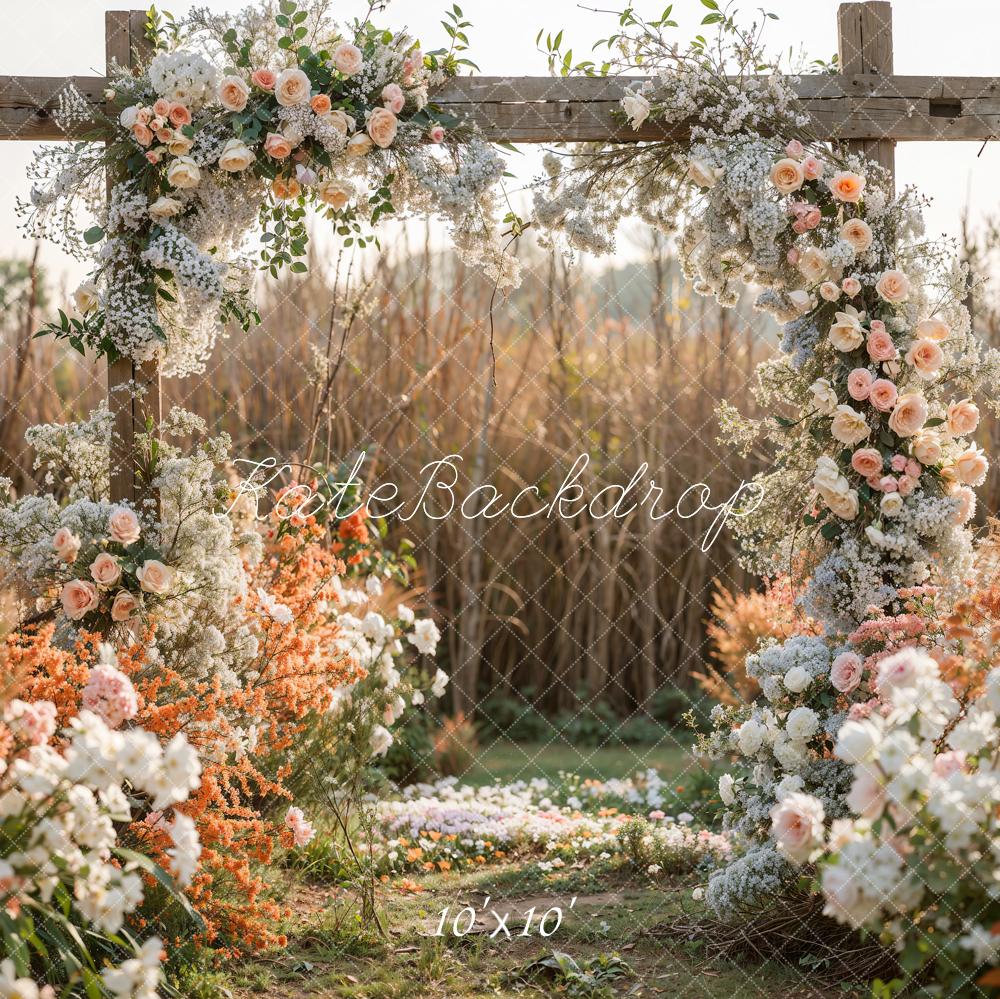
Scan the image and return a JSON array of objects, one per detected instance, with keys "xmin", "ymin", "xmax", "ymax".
[{"xmin": 0, "ymin": 0, "xmax": 997, "ymax": 996}]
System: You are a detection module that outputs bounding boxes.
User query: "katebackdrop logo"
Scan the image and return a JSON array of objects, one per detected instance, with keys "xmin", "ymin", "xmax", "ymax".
[{"xmin": 229, "ymin": 452, "xmax": 765, "ymax": 553}]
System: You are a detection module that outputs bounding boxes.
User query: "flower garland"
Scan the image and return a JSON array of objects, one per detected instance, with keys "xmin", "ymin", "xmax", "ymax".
[{"xmin": 20, "ymin": 0, "xmax": 512, "ymax": 377}]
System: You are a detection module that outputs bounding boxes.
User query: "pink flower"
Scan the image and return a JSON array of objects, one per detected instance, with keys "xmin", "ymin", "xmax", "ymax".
[
  {"xmin": 648, "ymin": 810, "xmax": 666, "ymax": 821},
  {"xmin": 933, "ymin": 750, "xmax": 966, "ymax": 777},
  {"xmin": 251, "ymin": 69, "xmax": 276, "ymax": 90},
  {"xmin": 875, "ymin": 648, "xmax": 935, "ymax": 693},
  {"xmin": 132, "ymin": 123, "xmax": 153, "ymax": 146},
  {"xmin": 868, "ymin": 378, "xmax": 898, "ymax": 412},
  {"xmin": 83, "ymin": 661, "xmax": 138, "ymax": 728},
  {"xmin": 867, "ymin": 475, "xmax": 882, "ymax": 491},
  {"xmin": 828, "ymin": 170, "xmax": 866, "ymax": 203},
  {"xmin": 846, "ymin": 768, "xmax": 884, "ymax": 819},
  {"xmin": 786, "ymin": 248, "xmax": 800, "ymax": 265},
  {"xmin": 310, "ymin": 93, "xmax": 332, "ymax": 115},
  {"xmin": 111, "ymin": 590, "xmax": 139, "ymax": 622},
  {"xmin": 905, "ymin": 459, "xmax": 921, "ymax": 479},
  {"xmin": 953, "ymin": 486, "xmax": 976, "ymax": 524},
  {"xmin": 333, "ymin": 42, "xmax": 364, "ymax": 76},
  {"xmin": 851, "ymin": 448, "xmax": 883, "ymax": 478},
  {"xmin": 867, "ymin": 327, "xmax": 898, "ymax": 362},
  {"xmin": 847, "ymin": 368, "xmax": 873, "ymax": 401},
  {"xmin": 90, "ymin": 552, "xmax": 121, "ymax": 587},
  {"xmin": 830, "ymin": 651, "xmax": 863, "ymax": 693},
  {"xmin": 263, "ymin": 132, "xmax": 292, "ymax": 159},
  {"xmin": 109, "ymin": 507, "xmax": 141, "ymax": 545},
  {"xmin": 897, "ymin": 474, "xmax": 915, "ymax": 496},
  {"xmin": 841, "ymin": 276, "xmax": 861, "ymax": 297},
  {"xmin": 890, "ymin": 454, "xmax": 908, "ymax": 473},
  {"xmin": 770, "ymin": 793, "xmax": 824, "ymax": 864},
  {"xmin": 946, "ymin": 398, "xmax": 980, "ymax": 437},
  {"xmin": 285, "ymin": 806, "xmax": 316, "ymax": 847},
  {"xmin": 888, "ymin": 393, "xmax": 928, "ymax": 438},
  {"xmin": 428, "ymin": 125, "xmax": 445, "ymax": 143},
  {"xmin": 801, "ymin": 156, "xmax": 823, "ymax": 180},
  {"xmin": 905, "ymin": 338, "xmax": 944, "ymax": 380},
  {"xmin": 136, "ymin": 559, "xmax": 173, "ymax": 595},
  {"xmin": 61, "ymin": 579, "xmax": 99, "ymax": 620},
  {"xmin": 785, "ymin": 138, "xmax": 804, "ymax": 159},
  {"xmin": 381, "ymin": 83, "xmax": 405, "ymax": 114},
  {"xmin": 152, "ymin": 98, "xmax": 171, "ymax": 117},
  {"xmin": 879, "ymin": 475, "xmax": 898, "ymax": 493},
  {"xmin": 168, "ymin": 102, "xmax": 192, "ymax": 127},
  {"xmin": 4, "ymin": 699, "xmax": 57, "ymax": 746},
  {"xmin": 52, "ymin": 527, "xmax": 81, "ymax": 563},
  {"xmin": 366, "ymin": 107, "xmax": 398, "ymax": 148}
]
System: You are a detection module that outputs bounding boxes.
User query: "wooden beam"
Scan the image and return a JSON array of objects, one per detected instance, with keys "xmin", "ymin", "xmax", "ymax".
[
  {"xmin": 106, "ymin": 10, "xmax": 160, "ymax": 510},
  {"xmin": 838, "ymin": 1, "xmax": 895, "ymax": 183},
  {"xmin": 2, "ymin": 71, "xmax": 999, "ymax": 143}
]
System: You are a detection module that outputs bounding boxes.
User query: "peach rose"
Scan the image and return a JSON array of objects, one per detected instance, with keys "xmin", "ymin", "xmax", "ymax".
[
  {"xmin": 953, "ymin": 486, "xmax": 976, "ymax": 524},
  {"xmin": 851, "ymin": 448, "xmax": 883, "ymax": 478},
  {"xmin": 271, "ymin": 176, "xmax": 302, "ymax": 200},
  {"xmin": 802, "ymin": 156, "xmax": 823, "ymax": 180},
  {"xmin": 866, "ymin": 327, "xmax": 897, "ymax": 362},
  {"xmin": 168, "ymin": 103, "xmax": 192, "ymax": 127},
  {"xmin": 876, "ymin": 269, "xmax": 910, "ymax": 303},
  {"xmin": 915, "ymin": 318, "xmax": 950, "ymax": 341},
  {"xmin": 953, "ymin": 446, "xmax": 989, "ymax": 487},
  {"xmin": 132, "ymin": 123, "xmax": 153, "ymax": 146},
  {"xmin": 769, "ymin": 157, "xmax": 804, "ymax": 195},
  {"xmin": 251, "ymin": 69, "xmax": 276, "ymax": 90},
  {"xmin": 841, "ymin": 276, "xmax": 861, "ymax": 297},
  {"xmin": 275, "ymin": 67, "xmax": 311, "ymax": 107},
  {"xmin": 264, "ymin": 132, "xmax": 292, "ymax": 159},
  {"xmin": 840, "ymin": 218, "xmax": 873, "ymax": 252},
  {"xmin": 798, "ymin": 247, "xmax": 830, "ymax": 285},
  {"xmin": 905, "ymin": 338, "xmax": 944, "ymax": 380},
  {"xmin": 868, "ymin": 378, "xmax": 898, "ymax": 413},
  {"xmin": 111, "ymin": 589, "xmax": 139, "ymax": 622},
  {"xmin": 830, "ymin": 652, "xmax": 863, "ymax": 693},
  {"xmin": 218, "ymin": 75, "xmax": 250, "ymax": 112},
  {"xmin": 316, "ymin": 178, "xmax": 354, "ymax": 209},
  {"xmin": 310, "ymin": 93, "xmax": 332, "ymax": 115},
  {"xmin": 347, "ymin": 132, "xmax": 373, "ymax": 157},
  {"xmin": 831, "ymin": 404, "xmax": 869, "ymax": 445},
  {"xmin": 333, "ymin": 42, "xmax": 364, "ymax": 76},
  {"xmin": 847, "ymin": 368, "xmax": 873, "ymax": 401},
  {"xmin": 136, "ymin": 559, "xmax": 174, "ymax": 595},
  {"xmin": 134, "ymin": 108, "xmax": 151, "ymax": 125},
  {"xmin": 323, "ymin": 109, "xmax": 355, "ymax": 135},
  {"xmin": 819, "ymin": 280, "xmax": 840, "ymax": 302},
  {"xmin": 828, "ymin": 170, "xmax": 865, "ymax": 203},
  {"xmin": 946, "ymin": 398, "xmax": 980, "ymax": 437},
  {"xmin": 366, "ymin": 107, "xmax": 398, "ymax": 148},
  {"xmin": 109, "ymin": 507, "xmax": 141, "ymax": 545},
  {"xmin": 770, "ymin": 793, "xmax": 824, "ymax": 863},
  {"xmin": 888, "ymin": 393, "xmax": 928, "ymax": 438},
  {"xmin": 155, "ymin": 127, "xmax": 173, "ymax": 143},
  {"xmin": 61, "ymin": 579, "xmax": 99, "ymax": 620},
  {"xmin": 897, "ymin": 474, "xmax": 915, "ymax": 496},
  {"xmin": 152, "ymin": 98, "xmax": 171, "ymax": 117},
  {"xmin": 167, "ymin": 134, "xmax": 194, "ymax": 155},
  {"xmin": 879, "ymin": 475, "xmax": 898, "ymax": 493},
  {"xmin": 381, "ymin": 83, "xmax": 405, "ymax": 114},
  {"xmin": 218, "ymin": 138, "xmax": 254, "ymax": 172},
  {"xmin": 52, "ymin": 527, "xmax": 81, "ymax": 563},
  {"xmin": 911, "ymin": 430, "xmax": 942, "ymax": 466},
  {"xmin": 90, "ymin": 552, "xmax": 121, "ymax": 587}
]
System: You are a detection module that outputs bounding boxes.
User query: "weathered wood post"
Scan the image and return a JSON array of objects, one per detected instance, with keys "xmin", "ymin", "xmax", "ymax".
[
  {"xmin": 106, "ymin": 10, "xmax": 161, "ymax": 509},
  {"xmin": 837, "ymin": 1, "xmax": 896, "ymax": 190}
]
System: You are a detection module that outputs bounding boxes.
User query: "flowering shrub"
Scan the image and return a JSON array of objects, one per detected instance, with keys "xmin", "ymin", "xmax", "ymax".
[{"xmin": 21, "ymin": 0, "xmax": 513, "ymax": 376}]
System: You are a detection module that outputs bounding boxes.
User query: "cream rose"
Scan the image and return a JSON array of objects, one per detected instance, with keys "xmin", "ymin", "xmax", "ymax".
[
  {"xmin": 323, "ymin": 109, "xmax": 355, "ymax": 135},
  {"xmin": 911, "ymin": 430, "xmax": 942, "ymax": 465},
  {"xmin": 946, "ymin": 398, "xmax": 980, "ymax": 437},
  {"xmin": 218, "ymin": 75, "xmax": 250, "ymax": 112},
  {"xmin": 876, "ymin": 269, "xmax": 910, "ymax": 303},
  {"xmin": 841, "ymin": 276, "xmax": 861, "ymax": 297},
  {"xmin": 274, "ymin": 67, "xmax": 311, "ymax": 107},
  {"xmin": 828, "ymin": 308, "xmax": 864, "ymax": 352},
  {"xmin": 830, "ymin": 404, "xmax": 869, "ymax": 446},
  {"xmin": 769, "ymin": 157, "xmax": 804, "ymax": 195},
  {"xmin": 687, "ymin": 159, "xmax": 721, "ymax": 188},
  {"xmin": 798, "ymin": 247, "xmax": 831, "ymax": 285},
  {"xmin": 52, "ymin": 527, "xmax": 81, "ymax": 563},
  {"xmin": 136, "ymin": 559, "xmax": 174, "ymax": 595},
  {"xmin": 166, "ymin": 155, "xmax": 200, "ymax": 189},
  {"xmin": 810, "ymin": 377, "xmax": 838, "ymax": 415},
  {"xmin": 787, "ymin": 289, "xmax": 814, "ymax": 314},
  {"xmin": 915, "ymin": 318, "xmax": 950, "ymax": 341},
  {"xmin": 366, "ymin": 107, "xmax": 398, "ymax": 148},
  {"xmin": 828, "ymin": 170, "xmax": 865, "ymax": 203},
  {"xmin": 850, "ymin": 448, "xmax": 882, "ymax": 478},
  {"xmin": 111, "ymin": 590, "xmax": 139, "ymax": 622},
  {"xmin": 90, "ymin": 552, "xmax": 121, "ymax": 587},
  {"xmin": 880, "ymin": 491, "xmax": 904, "ymax": 517},
  {"xmin": 840, "ymin": 217, "xmax": 873, "ymax": 252},
  {"xmin": 73, "ymin": 282, "xmax": 99, "ymax": 314},
  {"xmin": 218, "ymin": 138, "xmax": 254, "ymax": 172},
  {"xmin": 333, "ymin": 42, "xmax": 364, "ymax": 76},
  {"xmin": 317, "ymin": 178, "xmax": 354, "ymax": 210},
  {"xmin": 149, "ymin": 195, "xmax": 183, "ymax": 219},
  {"xmin": 888, "ymin": 393, "xmax": 928, "ymax": 438},
  {"xmin": 109, "ymin": 507, "xmax": 141, "ymax": 545},
  {"xmin": 167, "ymin": 134, "xmax": 194, "ymax": 156},
  {"xmin": 952, "ymin": 446, "xmax": 989, "ymax": 487},
  {"xmin": 904, "ymin": 338, "xmax": 944, "ymax": 380},
  {"xmin": 622, "ymin": 90, "xmax": 651, "ymax": 129},
  {"xmin": 819, "ymin": 281, "xmax": 841, "ymax": 302},
  {"xmin": 347, "ymin": 132, "xmax": 373, "ymax": 157},
  {"xmin": 61, "ymin": 579, "xmax": 99, "ymax": 620}
]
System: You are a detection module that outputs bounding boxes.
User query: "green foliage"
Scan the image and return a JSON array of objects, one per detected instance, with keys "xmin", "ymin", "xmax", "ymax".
[
  {"xmin": 377, "ymin": 708, "xmax": 437, "ymax": 785},
  {"xmin": 477, "ymin": 691, "xmax": 549, "ymax": 743},
  {"xmin": 507, "ymin": 950, "xmax": 633, "ymax": 998}
]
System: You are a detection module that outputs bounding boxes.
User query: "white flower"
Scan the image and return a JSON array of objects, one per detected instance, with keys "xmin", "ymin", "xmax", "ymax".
[
  {"xmin": 880, "ymin": 492, "xmax": 903, "ymax": 517},
  {"xmin": 366, "ymin": 575, "xmax": 384, "ymax": 597},
  {"xmin": 718, "ymin": 773, "xmax": 736, "ymax": 805},
  {"xmin": 810, "ymin": 378, "xmax": 838, "ymax": 415},
  {"xmin": 430, "ymin": 669, "xmax": 449, "ymax": 698},
  {"xmin": 687, "ymin": 159, "xmax": 722, "ymax": 188},
  {"xmin": 736, "ymin": 718, "xmax": 766, "ymax": 756},
  {"xmin": 409, "ymin": 619, "xmax": 441, "ymax": 656},
  {"xmin": 148, "ymin": 195, "xmax": 183, "ymax": 219},
  {"xmin": 370, "ymin": 724, "xmax": 394, "ymax": 757},
  {"xmin": 834, "ymin": 719, "xmax": 880, "ymax": 764},
  {"xmin": 830, "ymin": 405, "xmax": 869, "ymax": 446},
  {"xmin": 166, "ymin": 155, "xmax": 201, "ymax": 189},
  {"xmin": 785, "ymin": 706, "xmax": 819, "ymax": 742},
  {"xmin": 622, "ymin": 90, "xmax": 651, "ymax": 129},
  {"xmin": 74, "ymin": 281, "xmax": 99, "ymax": 314},
  {"xmin": 119, "ymin": 105, "xmax": 140, "ymax": 128},
  {"xmin": 218, "ymin": 138, "xmax": 254, "ymax": 172},
  {"xmin": 783, "ymin": 666, "xmax": 811, "ymax": 693}
]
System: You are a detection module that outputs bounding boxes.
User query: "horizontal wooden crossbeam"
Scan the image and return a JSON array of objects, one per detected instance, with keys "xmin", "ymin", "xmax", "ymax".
[{"xmin": 0, "ymin": 72, "xmax": 998, "ymax": 143}]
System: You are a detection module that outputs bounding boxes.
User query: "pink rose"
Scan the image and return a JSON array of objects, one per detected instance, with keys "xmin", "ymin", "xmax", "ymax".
[
  {"xmin": 868, "ymin": 378, "xmax": 898, "ymax": 413},
  {"xmin": 831, "ymin": 652, "xmax": 863, "ymax": 693},
  {"xmin": 876, "ymin": 269, "xmax": 910, "ymax": 303},
  {"xmin": 90, "ymin": 552, "xmax": 121, "ymax": 587},
  {"xmin": 251, "ymin": 69, "xmax": 276, "ymax": 90},
  {"xmin": 428, "ymin": 125, "xmax": 445, "ymax": 143},
  {"xmin": 168, "ymin": 103, "xmax": 192, "ymax": 127},
  {"xmin": 879, "ymin": 475, "xmax": 898, "ymax": 493},
  {"xmin": 867, "ymin": 475, "xmax": 883, "ymax": 491},
  {"xmin": 819, "ymin": 281, "xmax": 840, "ymax": 302},
  {"xmin": 135, "ymin": 108, "xmax": 151, "ymax": 125},
  {"xmin": 905, "ymin": 459, "xmax": 921, "ymax": 479},
  {"xmin": 109, "ymin": 507, "xmax": 141, "ymax": 545},
  {"xmin": 136, "ymin": 559, "xmax": 174, "ymax": 595},
  {"xmin": 61, "ymin": 579, "xmax": 99, "ymax": 620},
  {"xmin": 801, "ymin": 156, "xmax": 823, "ymax": 180},
  {"xmin": 890, "ymin": 454, "xmax": 907, "ymax": 473},
  {"xmin": 52, "ymin": 527, "xmax": 81, "ymax": 563},
  {"xmin": 786, "ymin": 248, "xmax": 800, "ymax": 265},
  {"xmin": 851, "ymin": 448, "xmax": 883, "ymax": 478},
  {"xmin": 905, "ymin": 338, "xmax": 944, "ymax": 380},
  {"xmin": 866, "ymin": 328, "xmax": 897, "ymax": 362},
  {"xmin": 952, "ymin": 446, "xmax": 989, "ymax": 487},
  {"xmin": 946, "ymin": 398, "xmax": 979, "ymax": 437},
  {"xmin": 841, "ymin": 276, "xmax": 861, "ymax": 297},
  {"xmin": 915, "ymin": 318, "xmax": 950, "ymax": 341},
  {"xmin": 366, "ymin": 107, "xmax": 398, "ymax": 148},
  {"xmin": 111, "ymin": 589, "xmax": 139, "ymax": 622},
  {"xmin": 897, "ymin": 474, "xmax": 915, "ymax": 496},
  {"xmin": 218, "ymin": 75, "xmax": 250, "ymax": 113},
  {"xmin": 785, "ymin": 138, "xmax": 804, "ymax": 159},
  {"xmin": 953, "ymin": 486, "xmax": 976, "ymax": 524},
  {"xmin": 381, "ymin": 83, "xmax": 405, "ymax": 114},
  {"xmin": 264, "ymin": 132, "xmax": 292, "ymax": 159},
  {"xmin": 152, "ymin": 98, "xmax": 171, "ymax": 118},
  {"xmin": 333, "ymin": 42, "xmax": 364, "ymax": 76},
  {"xmin": 847, "ymin": 368, "xmax": 873, "ymax": 401},
  {"xmin": 770, "ymin": 793, "xmax": 824, "ymax": 863}
]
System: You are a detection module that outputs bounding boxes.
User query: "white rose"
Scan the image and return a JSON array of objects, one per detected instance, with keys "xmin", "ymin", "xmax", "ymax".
[
  {"xmin": 785, "ymin": 706, "xmax": 819, "ymax": 741},
  {"xmin": 687, "ymin": 158, "xmax": 722, "ymax": 188},
  {"xmin": 824, "ymin": 487, "xmax": 859, "ymax": 521},
  {"xmin": 813, "ymin": 456, "xmax": 843, "ymax": 493},
  {"xmin": 830, "ymin": 404, "xmax": 869, "ymax": 446},
  {"xmin": 217, "ymin": 138, "xmax": 254, "ymax": 172},
  {"xmin": 829, "ymin": 308, "xmax": 865, "ymax": 351},
  {"xmin": 810, "ymin": 378, "xmax": 838, "ymax": 415},
  {"xmin": 834, "ymin": 719, "xmax": 880, "ymax": 764},
  {"xmin": 787, "ymin": 289, "xmax": 815, "ymax": 315},
  {"xmin": 797, "ymin": 247, "xmax": 830, "ymax": 285},
  {"xmin": 73, "ymin": 281, "xmax": 99, "ymax": 314},
  {"xmin": 783, "ymin": 666, "xmax": 811, "ymax": 693},
  {"xmin": 718, "ymin": 773, "xmax": 736, "ymax": 805},
  {"xmin": 880, "ymin": 492, "xmax": 903, "ymax": 517},
  {"xmin": 736, "ymin": 718, "xmax": 766, "ymax": 756},
  {"xmin": 622, "ymin": 90, "xmax": 651, "ymax": 129},
  {"xmin": 119, "ymin": 105, "xmax": 140, "ymax": 128},
  {"xmin": 166, "ymin": 155, "xmax": 201, "ymax": 189},
  {"xmin": 149, "ymin": 195, "xmax": 183, "ymax": 219}
]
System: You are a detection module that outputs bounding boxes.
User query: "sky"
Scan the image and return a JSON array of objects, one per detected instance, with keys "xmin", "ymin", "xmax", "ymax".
[{"xmin": 1, "ymin": 0, "xmax": 1000, "ymax": 286}]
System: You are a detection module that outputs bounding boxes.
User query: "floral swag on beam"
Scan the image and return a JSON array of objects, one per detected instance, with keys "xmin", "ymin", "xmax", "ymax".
[
  {"xmin": 20, "ymin": 0, "xmax": 516, "ymax": 378},
  {"xmin": 533, "ymin": 5, "xmax": 1000, "ymax": 992}
]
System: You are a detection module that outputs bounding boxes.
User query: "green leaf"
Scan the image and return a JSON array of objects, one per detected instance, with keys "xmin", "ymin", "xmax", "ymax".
[{"xmin": 83, "ymin": 225, "xmax": 105, "ymax": 245}]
